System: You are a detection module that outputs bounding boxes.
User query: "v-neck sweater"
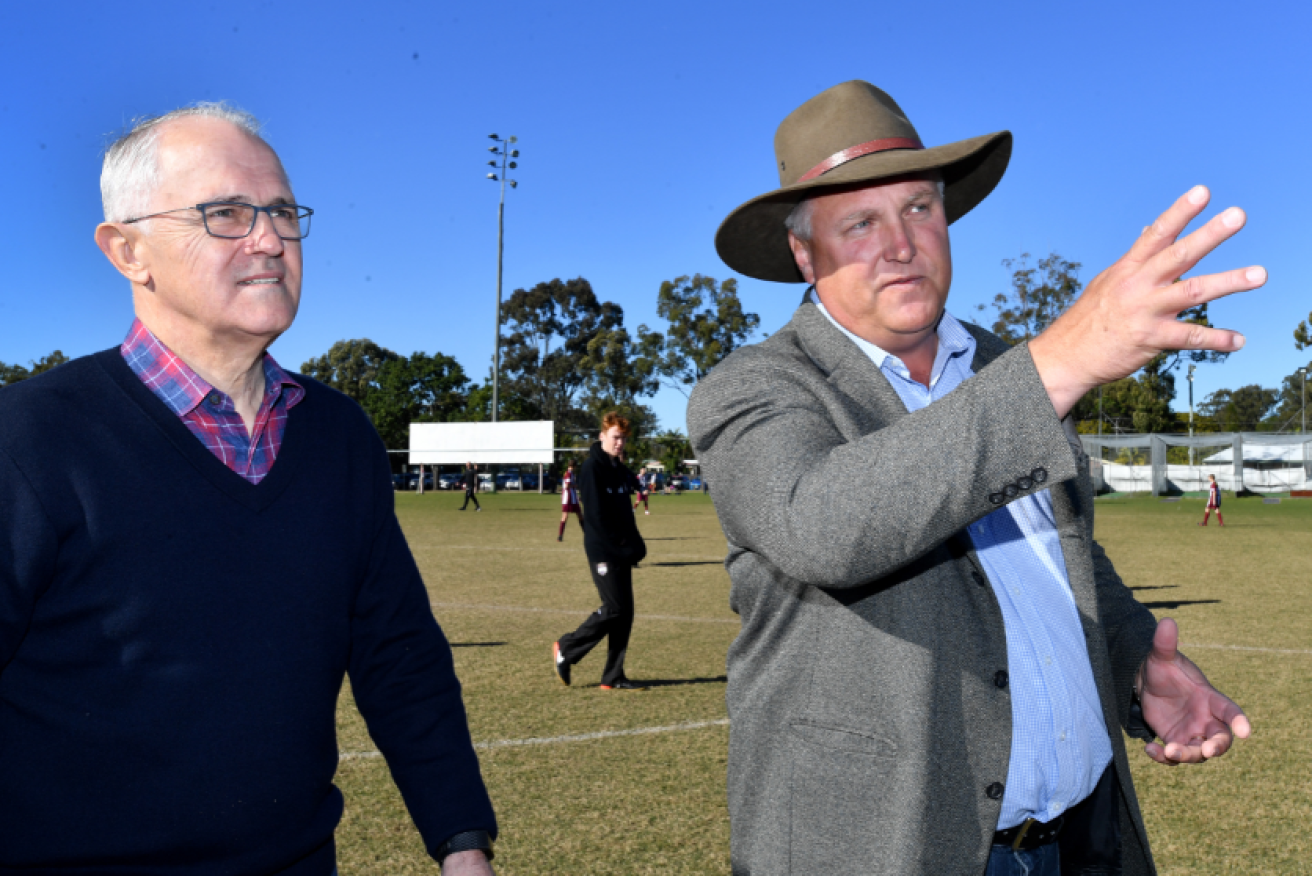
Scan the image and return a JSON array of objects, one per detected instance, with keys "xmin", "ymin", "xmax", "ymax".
[{"xmin": 0, "ymin": 350, "xmax": 495, "ymax": 874}]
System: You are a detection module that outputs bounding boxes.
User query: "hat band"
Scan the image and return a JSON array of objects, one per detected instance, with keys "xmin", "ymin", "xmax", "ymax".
[{"xmin": 796, "ymin": 136, "xmax": 924, "ymax": 183}]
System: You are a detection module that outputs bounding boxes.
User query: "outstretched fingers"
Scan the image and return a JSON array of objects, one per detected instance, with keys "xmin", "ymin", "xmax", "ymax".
[
  {"xmin": 1146, "ymin": 204, "xmax": 1253, "ymax": 288},
  {"xmin": 1158, "ymin": 264, "xmax": 1266, "ymax": 317},
  {"xmin": 1125, "ymin": 186, "xmax": 1212, "ymax": 265}
]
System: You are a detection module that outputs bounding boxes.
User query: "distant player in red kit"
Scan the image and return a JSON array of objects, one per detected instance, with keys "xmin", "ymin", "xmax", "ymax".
[
  {"xmin": 1199, "ymin": 473, "xmax": 1224, "ymax": 526},
  {"xmin": 557, "ymin": 460, "xmax": 584, "ymax": 541},
  {"xmin": 633, "ymin": 466, "xmax": 651, "ymax": 515}
]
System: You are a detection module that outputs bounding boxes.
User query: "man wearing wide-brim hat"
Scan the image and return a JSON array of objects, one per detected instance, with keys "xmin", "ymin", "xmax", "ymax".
[{"xmin": 689, "ymin": 81, "xmax": 1258, "ymax": 876}]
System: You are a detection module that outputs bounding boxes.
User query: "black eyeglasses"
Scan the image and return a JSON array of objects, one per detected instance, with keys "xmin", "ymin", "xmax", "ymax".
[{"xmin": 124, "ymin": 202, "xmax": 314, "ymax": 240}]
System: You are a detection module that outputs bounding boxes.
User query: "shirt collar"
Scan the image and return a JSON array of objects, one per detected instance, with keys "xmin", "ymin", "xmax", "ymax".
[
  {"xmin": 120, "ymin": 318, "xmax": 303, "ymax": 417},
  {"xmin": 806, "ymin": 287, "xmax": 974, "ymax": 389}
]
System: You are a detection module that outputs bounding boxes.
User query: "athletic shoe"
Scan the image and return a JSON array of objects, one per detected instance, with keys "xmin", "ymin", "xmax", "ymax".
[
  {"xmin": 644, "ymin": 510, "xmax": 649, "ymax": 515},
  {"xmin": 553, "ymin": 641, "xmax": 571, "ymax": 686},
  {"xmin": 556, "ymin": 535, "xmax": 563, "ymax": 542},
  {"xmin": 476, "ymin": 507, "xmax": 482, "ymax": 512},
  {"xmin": 599, "ymin": 678, "xmax": 648, "ymax": 691}
]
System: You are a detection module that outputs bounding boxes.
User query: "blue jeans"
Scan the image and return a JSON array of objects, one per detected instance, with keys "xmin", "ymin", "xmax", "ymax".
[{"xmin": 986, "ymin": 841, "xmax": 1061, "ymax": 876}]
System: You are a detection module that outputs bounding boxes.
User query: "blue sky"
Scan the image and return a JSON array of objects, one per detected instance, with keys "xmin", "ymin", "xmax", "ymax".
[{"xmin": 3, "ymin": 0, "xmax": 1308, "ymax": 434}]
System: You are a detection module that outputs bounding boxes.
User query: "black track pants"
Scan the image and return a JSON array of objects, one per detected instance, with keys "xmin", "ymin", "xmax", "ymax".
[{"xmin": 558, "ymin": 560, "xmax": 634, "ymax": 686}]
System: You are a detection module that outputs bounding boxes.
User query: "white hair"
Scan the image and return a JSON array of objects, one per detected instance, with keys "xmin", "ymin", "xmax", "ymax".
[
  {"xmin": 100, "ymin": 102, "xmax": 275, "ymax": 222},
  {"xmin": 785, "ymin": 176, "xmax": 946, "ymax": 242}
]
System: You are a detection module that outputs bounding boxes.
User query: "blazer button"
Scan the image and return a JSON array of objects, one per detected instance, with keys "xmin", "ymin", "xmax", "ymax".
[
  {"xmin": 1032, "ymin": 467, "xmax": 1048, "ymax": 484},
  {"xmin": 988, "ymin": 492, "xmax": 1004, "ymax": 505},
  {"xmin": 994, "ymin": 670, "xmax": 1009, "ymax": 689},
  {"xmin": 971, "ymin": 570, "xmax": 986, "ymax": 587},
  {"xmin": 1017, "ymin": 476, "xmax": 1034, "ymax": 491},
  {"xmin": 1003, "ymin": 484, "xmax": 1019, "ymax": 499},
  {"xmin": 986, "ymin": 782, "xmax": 1005, "ymax": 800}
]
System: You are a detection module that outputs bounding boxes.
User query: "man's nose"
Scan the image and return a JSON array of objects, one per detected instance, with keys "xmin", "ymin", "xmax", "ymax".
[
  {"xmin": 245, "ymin": 211, "xmax": 286, "ymax": 256},
  {"xmin": 879, "ymin": 220, "xmax": 915, "ymax": 264}
]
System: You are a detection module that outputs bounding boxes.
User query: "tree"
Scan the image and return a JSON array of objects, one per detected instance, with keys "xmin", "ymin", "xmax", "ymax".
[
  {"xmin": 450, "ymin": 373, "xmax": 537, "ymax": 424},
  {"xmin": 1296, "ymin": 311, "xmax": 1312, "ymax": 350},
  {"xmin": 301, "ymin": 340, "xmax": 474, "ymax": 448},
  {"xmin": 364, "ymin": 353, "xmax": 471, "ymax": 449},
  {"xmin": 636, "ymin": 274, "xmax": 760, "ymax": 397},
  {"xmin": 499, "ymin": 277, "xmax": 628, "ymax": 430},
  {"xmin": 1199, "ymin": 385, "xmax": 1278, "ymax": 432},
  {"xmin": 980, "ymin": 253, "xmax": 1225, "ymax": 433},
  {"xmin": 651, "ymin": 429, "xmax": 693, "ymax": 477},
  {"xmin": 581, "ymin": 325, "xmax": 660, "ymax": 406},
  {"xmin": 0, "ymin": 362, "xmax": 28, "ymax": 386},
  {"xmin": 1074, "ymin": 371, "xmax": 1174, "ymax": 434},
  {"xmin": 977, "ymin": 252, "xmax": 1083, "ymax": 344},
  {"xmin": 1259, "ymin": 361, "xmax": 1312, "ymax": 432},
  {"xmin": 300, "ymin": 339, "xmax": 401, "ymax": 403},
  {"xmin": 0, "ymin": 351, "xmax": 70, "ymax": 387}
]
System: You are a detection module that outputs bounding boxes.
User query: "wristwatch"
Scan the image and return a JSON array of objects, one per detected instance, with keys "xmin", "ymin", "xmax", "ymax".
[{"xmin": 435, "ymin": 830, "xmax": 494, "ymax": 868}]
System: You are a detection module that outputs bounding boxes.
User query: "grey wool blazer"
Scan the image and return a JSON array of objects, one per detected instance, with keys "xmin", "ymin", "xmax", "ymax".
[{"xmin": 688, "ymin": 301, "xmax": 1160, "ymax": 876}]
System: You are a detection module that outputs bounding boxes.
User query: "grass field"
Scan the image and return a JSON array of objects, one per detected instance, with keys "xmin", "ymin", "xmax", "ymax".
[{"xmin": 334, "ymin": 491, "xmax": 1312, "ymax": 875}]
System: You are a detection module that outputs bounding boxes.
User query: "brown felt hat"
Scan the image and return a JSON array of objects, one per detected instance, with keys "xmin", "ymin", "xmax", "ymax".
[{"xmin": 716, "ymin": 80, "xmax": 1012, "ymax": 283}]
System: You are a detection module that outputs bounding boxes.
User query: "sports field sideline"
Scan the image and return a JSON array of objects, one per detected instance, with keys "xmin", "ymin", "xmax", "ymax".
[{"xmin": 333, "ymin": 492, "xmax": 1312, "ymax": 875}]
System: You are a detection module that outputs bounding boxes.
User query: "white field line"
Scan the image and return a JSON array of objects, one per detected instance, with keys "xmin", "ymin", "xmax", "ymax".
[
  {"xmin": 339, "ymin": 718, "xmax": 730, "ymax": 761},
  {"xmin": 415, "ymin": 544, "xmax": 726, "ymax": 559},
  {"xmin": 1183, "ymin": 643, "xmax": 1312, "ymax": 656},
  {"xmin": 427, "ymin": 603, "xmax": 1312, "ymax": 647},
  {"xmin": 431, "ymin": 601, "xmax": 739, "ymax": 625}
]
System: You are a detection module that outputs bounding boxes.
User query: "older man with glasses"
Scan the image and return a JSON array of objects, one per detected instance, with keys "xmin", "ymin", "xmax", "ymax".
[{"xmin": 0, "ymin": 104, "xmax": 496, "ymax": 874}]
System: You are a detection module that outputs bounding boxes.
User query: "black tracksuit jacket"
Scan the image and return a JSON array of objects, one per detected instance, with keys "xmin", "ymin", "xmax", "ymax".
[{"xmin": 576, "ymin": 441, "xmax": 647, "ymax": 566}]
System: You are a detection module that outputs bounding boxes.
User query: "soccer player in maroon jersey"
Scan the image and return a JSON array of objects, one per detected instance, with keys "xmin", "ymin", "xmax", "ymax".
[
  {"xmin": 633, "ymin": 466, "xmax": 651, "ymax": 515},
  {"xmin": 1199, "ymin": 474, "xmax": 1225, "ymax": 526},
  {"xmin": 557, "ymin": 460, "xmax": 583, "ymax": 541}
]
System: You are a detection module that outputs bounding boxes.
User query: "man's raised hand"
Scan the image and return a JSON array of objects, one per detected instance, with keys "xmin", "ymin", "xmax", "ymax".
[
  {"xmin": 1136, "ymin": 617, "xmax": 1251, "ymax": 766},
  {"xmin": 1030, "ymin": 186, "xmax": 1266, "ymax": 418}
]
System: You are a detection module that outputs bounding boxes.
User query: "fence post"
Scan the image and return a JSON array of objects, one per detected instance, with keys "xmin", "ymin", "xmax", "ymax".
[
  {"xmin": 1232, "ymin": 434, "xmax": 1244, "ymax": 495},
  {"xmin": 1148, "ymin": 436, "xmax": 1163, "ymax": 495}
]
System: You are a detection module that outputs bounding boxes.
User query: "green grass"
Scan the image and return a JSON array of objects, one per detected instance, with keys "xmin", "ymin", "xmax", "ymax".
[{"xmin": 334, "ymin": 491, "xmax": 1312, "ymax": 874}]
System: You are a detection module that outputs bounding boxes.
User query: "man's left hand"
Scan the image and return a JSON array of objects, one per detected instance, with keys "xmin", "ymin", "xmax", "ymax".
[{"xmin": 1136, "ymin": 617, "xmax": 1251, "ymax": 765}]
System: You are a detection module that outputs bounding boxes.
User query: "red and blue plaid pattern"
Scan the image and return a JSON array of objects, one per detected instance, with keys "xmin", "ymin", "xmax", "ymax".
[{"xmin": 120, "ymin": 319, "xmax": 305, "ymax": 484}]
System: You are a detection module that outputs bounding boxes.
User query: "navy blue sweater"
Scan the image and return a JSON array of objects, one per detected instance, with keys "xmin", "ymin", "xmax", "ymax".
[{"xmin": 0, "ymin": 351, "xmax": 495, "ymax": 874}]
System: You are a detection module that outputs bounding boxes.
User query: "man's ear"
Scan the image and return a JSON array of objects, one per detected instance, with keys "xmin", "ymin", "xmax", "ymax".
[
  {"xmin": 787, "ymin": 231, "xmax": 816, "ymax": 285},
  {"xmin": 94, "ymin": 223, "xmax": 152, "ymax": 286}
]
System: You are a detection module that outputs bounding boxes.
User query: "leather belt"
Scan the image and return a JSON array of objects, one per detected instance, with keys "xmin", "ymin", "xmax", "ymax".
[{"xmin": 992, "ymin": 814, "xmax": 1064, "ymax": 851}]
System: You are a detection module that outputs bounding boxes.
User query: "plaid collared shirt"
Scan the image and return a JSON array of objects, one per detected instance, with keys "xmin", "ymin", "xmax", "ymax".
[{"xmin": 120, "ymin": 319, "xmax": 305, "ymax": 484}]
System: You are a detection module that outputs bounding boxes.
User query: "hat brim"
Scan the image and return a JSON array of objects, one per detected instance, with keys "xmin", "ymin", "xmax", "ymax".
[{"xmin": 715, "ymin": 131, "xmax": 1012, "ymax": 283}]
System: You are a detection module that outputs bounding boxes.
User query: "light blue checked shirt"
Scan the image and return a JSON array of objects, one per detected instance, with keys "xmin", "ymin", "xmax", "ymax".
[{"xmin": 810, "ymin": 293, "xmax": 1112, "ymax": 830}]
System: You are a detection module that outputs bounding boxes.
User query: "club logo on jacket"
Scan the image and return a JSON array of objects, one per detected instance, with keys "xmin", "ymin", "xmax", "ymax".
[{"xmin": 596, "ymin": 563, "xmax": 608, "ymax": 576}]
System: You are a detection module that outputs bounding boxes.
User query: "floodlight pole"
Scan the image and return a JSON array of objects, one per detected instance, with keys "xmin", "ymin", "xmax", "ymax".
[
  {"xmin": 486, "ymin": 134, "xmax": 521, "ymax": 423},
  {"xmin": 1301, "ymin": 367, "xmax": 1307, "ymax": 434},
  {"xmin": 493, "ymin": 180, "xmax": 505, "ymax": 423},
  {"xmin": 1187, "ymin": 364, "xmax": 1196, "ymax": 467}
]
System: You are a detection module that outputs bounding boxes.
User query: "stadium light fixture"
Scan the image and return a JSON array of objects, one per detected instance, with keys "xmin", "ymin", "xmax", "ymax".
[{"xmin": 485, "ymin": 133, "xmax": 523, "ymax": 423}]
